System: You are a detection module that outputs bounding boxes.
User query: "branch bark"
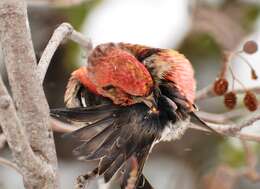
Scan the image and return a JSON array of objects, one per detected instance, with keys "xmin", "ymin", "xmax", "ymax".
[
  {"xmin": 0, "ymin": 156, "xmax": 21, "ymax": 174},
  {"xmin": 38, "ymin": 22, "xmax": 92, "ymax": 84},
  {"xmin": 0, "ymin": 0, "xmax": 58, "ymax": 188},
  {"xmin": 196, "ymin": 109, "xmax": 247, "ymax": 124},
  {"xmin": 0, "ymin": 76, "xmax": 55, "ymax": 188}
]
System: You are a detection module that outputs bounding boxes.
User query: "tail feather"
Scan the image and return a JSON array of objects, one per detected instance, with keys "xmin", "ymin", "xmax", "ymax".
[
  {"xmin": 120, "ymin": 146, "xmax": 151, "ymax": 189},
  {"xmin": 104, "ymin": 154, "xmax": 125, "ymax": 182}
]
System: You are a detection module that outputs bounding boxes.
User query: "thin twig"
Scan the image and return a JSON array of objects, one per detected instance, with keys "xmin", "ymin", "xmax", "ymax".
[
  {"xmin": 196, "ymin": 108, "xmax": 247, "ymax": 124},
  {"xmin": 230, "ymin": 111, "xmax": 260, "ymax": 132},
  {"xmin": 196, "ymin": 51, "xmax": 231, "ymax": 101},
  {"xmin": 0, "ymin": 157, "xmax": 21, "ymax": 174},
  {"xmin": 189, "ymin": 122, "xmax": 260, "ymax": 142},
  {"xmin": 195, "ymin": 85, "xmax": 215, "ymax": 101},
  {"xmin": 196, "ymin": 85, "xmax": 260, "ymax": 101},
  {"xmin": 38, "ymin": 22, "xmax": 92, "ymax": 84}
]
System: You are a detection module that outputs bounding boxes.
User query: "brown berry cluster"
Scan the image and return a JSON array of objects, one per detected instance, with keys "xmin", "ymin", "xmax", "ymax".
[
  {"xmin": 213, "ymin": 40, "xmax": 259, "ymax": 111},
  {"xmin": 224, "ymin": 92, "xmax": 237, "ymax": 110},
  {"xmin": 244, "ymin": 91, "xmax": 258, "ymax": 111},
  {"xmin": 213, "ymin": 78, "xmax": 229, "ymax": 96},
  {"xmin": 243, "ymin": 40, "xmax": 258, "ymax": 54}
]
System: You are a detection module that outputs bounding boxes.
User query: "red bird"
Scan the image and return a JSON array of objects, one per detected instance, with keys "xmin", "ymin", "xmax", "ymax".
[{"xmin": 51, "ymin": 43, "xmax": 213, "ymax": 189}]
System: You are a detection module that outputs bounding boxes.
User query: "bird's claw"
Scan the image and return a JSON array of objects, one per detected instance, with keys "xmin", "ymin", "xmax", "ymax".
[{"xmin": 75, "ymin": 175, "xmax": 88, "ymax": 189}]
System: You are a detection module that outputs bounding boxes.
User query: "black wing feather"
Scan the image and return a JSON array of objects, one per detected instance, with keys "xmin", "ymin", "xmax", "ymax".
[
  {"xmin": 73, "ymin": 122, "xmax": 115, "ymax": 156},
  {"xmin": 50, "ymin": 104, "xmax": 118, "ymax": 123}
]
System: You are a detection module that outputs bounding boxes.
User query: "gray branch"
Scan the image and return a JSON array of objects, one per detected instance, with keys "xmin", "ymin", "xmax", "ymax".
[
  {"xmin": 38, "ymin": 22, "xmax": 92, "ymax": 84},
  {"xmin": 0, "ymin": 76, "xmax": 55, "ymax": 188},
  {"xmin": 0, "ymin": 156, "xmax": 21, "ymax": 174},
  {"xmin": 0, "ymin": 0, "xmax": 58, "ymax": 188}
]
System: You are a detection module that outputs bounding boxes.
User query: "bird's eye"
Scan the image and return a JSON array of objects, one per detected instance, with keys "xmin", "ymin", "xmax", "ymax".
[{"xmin": 102, "ymin": 85, "xmax": 114, "ymax": 91}]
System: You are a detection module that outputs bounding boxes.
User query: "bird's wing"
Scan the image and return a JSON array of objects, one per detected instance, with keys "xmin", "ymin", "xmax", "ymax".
[{"xmin": 50, "ymin": 103, "xmax": 159, "ymax": 188}]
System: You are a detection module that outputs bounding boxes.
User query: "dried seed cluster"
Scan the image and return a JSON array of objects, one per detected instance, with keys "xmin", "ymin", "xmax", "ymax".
[
  {"xmin": 244, "ymin": 91, "xmax": 258, "ymax": 111},
  {"xmin": 213, "ymin": 78, "xmax": 228, "ymax": 96},
  {"xmin": 213, "ymin": 40, "xmax": 259, "ymax": 111},
  {"xmin": 224, "ymin": 92, "xmax": 237, "ymax": 110},
  {"xmin": 243, "ymin": 40, "xmax": 258, "ymax": 54}
]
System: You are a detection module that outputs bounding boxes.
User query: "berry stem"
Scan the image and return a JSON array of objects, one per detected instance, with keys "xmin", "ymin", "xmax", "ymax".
[
  {"xmin": 235, "ymin": 52, "xmax": 255, "ymax": 71},
  {"xmin": 229, "ymin": 65, "xmax": 247, "ymax": 91}
]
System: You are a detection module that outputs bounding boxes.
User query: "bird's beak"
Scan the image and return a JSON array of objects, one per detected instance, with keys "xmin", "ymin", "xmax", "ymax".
[
  {"xmin": 142, "ymin": 94, "xmax": 156, "ymax": 108},
  {"xmin": 140, "ymin": 94, "xmax": 158, "ymax": 112}
]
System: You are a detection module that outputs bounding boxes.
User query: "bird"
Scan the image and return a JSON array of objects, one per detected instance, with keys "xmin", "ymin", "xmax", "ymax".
[{"xmin": 51, "ymin": 42, "xmax": 214, "ymax": 189}]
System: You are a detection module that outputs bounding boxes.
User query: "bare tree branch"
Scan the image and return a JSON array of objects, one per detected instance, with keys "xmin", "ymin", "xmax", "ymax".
[
  {"xmin": 38, "ymin": 23, "xmax": 92, "ymax": 84},
  {"xmin": 0, "ymin": 0, "xmax": 58, "ymax": 188},
  {"xmin": 199, "ymin": 110, "xmax": 260, "ymax": 136},
  {"xmin": 0, "ymin": 76, "xmax": 54, "ymax": 188},
  {"xmin": 0, "ymin": 156, "xmax": 21, "ymax": 174},
  {"xmin": 196, "ymin": 109, "xmax": 248, "ymax": 124},
  {"xmin": 196, "ymin": 85, "xmax": 260, "ymax": 101},
  {"xmin": 189, "ymin": 123, "xmax": 260, "ymax": 142}
]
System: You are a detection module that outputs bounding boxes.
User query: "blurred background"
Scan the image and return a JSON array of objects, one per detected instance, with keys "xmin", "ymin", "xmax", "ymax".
[{"xmin": 1, "ymin": 0, "xmax": 260, "ymax": 188}]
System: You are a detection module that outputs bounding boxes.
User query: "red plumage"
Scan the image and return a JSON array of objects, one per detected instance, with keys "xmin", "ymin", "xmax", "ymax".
[
  {"xmin": 52, "ymin": 42, "xmax": 211, "ymax": 189},
  {"xmin": 87, "ymin": 44, "xmax": 154, "ymax": 105}
]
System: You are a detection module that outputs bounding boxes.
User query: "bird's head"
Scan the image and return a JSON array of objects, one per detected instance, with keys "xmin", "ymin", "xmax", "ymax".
[{"xmin": 65, "ymin": 44, "xmax": 158, "ymax": 108}]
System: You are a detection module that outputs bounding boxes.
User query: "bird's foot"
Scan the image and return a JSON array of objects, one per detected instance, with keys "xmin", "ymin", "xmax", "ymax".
[{"xmin": 75, "ymin": 167, "xmax": 99, "ymax": 189}]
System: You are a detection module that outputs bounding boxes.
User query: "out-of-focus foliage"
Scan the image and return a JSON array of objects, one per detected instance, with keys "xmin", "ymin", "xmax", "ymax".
[
  {"xmin": 243, "ymin": 6, "xmax": 260, "ymax": 31},
  {"xmin": 180, "ymin": 34, "xmax": 221, "ymax": 58},
  {"xmin": 219, "ymin": 140, "xmax": 245, "ymax": 167}
]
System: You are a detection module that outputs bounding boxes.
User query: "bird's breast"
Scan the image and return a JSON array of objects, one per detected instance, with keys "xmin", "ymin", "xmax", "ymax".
[{"xmin": 160, "ymin": 118, "xmax": 190, "ymax": 142}]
